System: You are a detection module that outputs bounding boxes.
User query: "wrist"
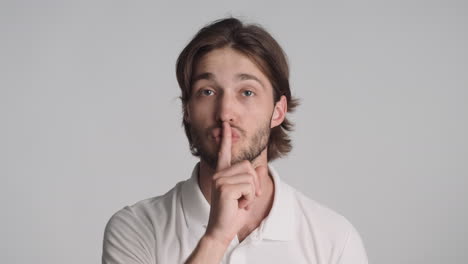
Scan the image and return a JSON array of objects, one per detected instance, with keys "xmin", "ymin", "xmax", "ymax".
[
  {"xmin": 185, "ymin": 234, "xmax": 230, "ymax": 264},
  {"xmin": 201, "ymin": 233, "xmax": 231, "ymax": 249}
]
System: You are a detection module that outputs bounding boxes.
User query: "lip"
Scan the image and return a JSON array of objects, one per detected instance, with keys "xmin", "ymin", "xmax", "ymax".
[
  {"xmin": 214, "ymin": 135, "xmax": 239, "ymax": 143},
  {"xmin": 211, "ymin": 127, "xmax": 240, "ymax": 142}
]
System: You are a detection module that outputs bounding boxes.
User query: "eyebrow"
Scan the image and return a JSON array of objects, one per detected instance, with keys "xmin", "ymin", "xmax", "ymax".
[
  {"xmin": 192, "ymin": 72, "xmax": 214, "ymax": 83},
  {"xmin": 192, "ymin": 72, "xmax": 265, "ymax": 89},
  {"xmin": 236, "ymin": 73, "xmax": 265, "ymax": 88}
]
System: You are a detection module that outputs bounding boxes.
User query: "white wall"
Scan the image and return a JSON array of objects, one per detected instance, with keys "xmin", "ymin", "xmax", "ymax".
[{"xmin": 1, "ymin": 0, "xmax": 467, "ymax": 263}]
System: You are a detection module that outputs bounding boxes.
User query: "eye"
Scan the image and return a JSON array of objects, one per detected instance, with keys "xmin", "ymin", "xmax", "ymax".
[
  {"xmin": 242, "ymin": 90, "xmax": 255, "ymax": 97},
  {"xmin": 200, "ymin": 89, "xmax": 215, "ymax": 96}
]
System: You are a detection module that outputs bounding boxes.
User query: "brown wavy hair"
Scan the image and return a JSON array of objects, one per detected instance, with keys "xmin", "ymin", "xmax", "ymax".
[{"xmin": 176, "ymin": 17, "xmax": 300, "ymax": 162}]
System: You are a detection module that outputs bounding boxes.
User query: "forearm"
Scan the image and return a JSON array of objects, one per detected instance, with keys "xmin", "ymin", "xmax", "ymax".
[{"xmin": 185, "ymin": 235, "xmax": 229, "ymax": 264}]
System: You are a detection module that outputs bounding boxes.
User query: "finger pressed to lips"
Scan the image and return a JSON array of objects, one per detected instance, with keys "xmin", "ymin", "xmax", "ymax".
[
  {"xmin": 216, "ymin": 122, "xmax": 232, "ymax": 171},
  {"xmin": 211, "ymin": 126, "xmax": 241, "ymax": 140},
  {"xmin": 213, "ymin": 135, "xmax": 239, "ymax": 144},
  {"xmin": 214, "ymin": 122, "xmax": 263, "ymax": 203}
]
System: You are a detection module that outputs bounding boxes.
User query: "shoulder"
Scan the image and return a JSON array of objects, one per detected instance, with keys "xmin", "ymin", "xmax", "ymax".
[
  {"xmin": 105, "ymin": 180, "xmax": 185, "ymax": 232},
  {"xmin": 284, "ymin": 183, "xmax": 368, "ymax": 263},
  {"xmin": 285, "ymin": 183, "xmax": 354, "ymax": 235},
  {"xmin": 102, "ymin": 181, "xmax": 186, "ymax": 263}
]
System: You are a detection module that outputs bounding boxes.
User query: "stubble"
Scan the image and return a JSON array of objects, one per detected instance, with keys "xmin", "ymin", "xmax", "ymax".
[{"xmin": 190, "ymin": 120, "xmax": 271, "ymax": 170}]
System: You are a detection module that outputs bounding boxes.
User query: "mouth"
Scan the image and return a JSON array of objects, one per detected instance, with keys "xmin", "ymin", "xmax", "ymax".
[
  {"xmin": 213, "ymin": 135, "xmax": 239, "ymax": 144},
  {"xmin": 211, "ymin": 127, "xmax": 241, "ymax": 143}
]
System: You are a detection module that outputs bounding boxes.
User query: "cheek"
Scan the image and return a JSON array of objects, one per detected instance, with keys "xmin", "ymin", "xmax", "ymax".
[
  {"xmin": 189, "ymin": 103, "xmax": 214, "ymax": 121},
  {"xmin": 246, "ymin": 99, "xmax": 273, "ymax": 116}
]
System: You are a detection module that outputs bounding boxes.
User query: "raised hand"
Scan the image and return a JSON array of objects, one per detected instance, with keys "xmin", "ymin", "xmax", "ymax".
[
  {"xmin": 204, "ymin": 121, "xmax": 264, "ymax": 246},
  {"xmin": 185, "ymin": 121, "xmax": 268, "ymax": 263}
]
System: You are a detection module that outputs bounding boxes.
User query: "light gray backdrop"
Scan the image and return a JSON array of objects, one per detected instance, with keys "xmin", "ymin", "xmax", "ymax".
[{"xmin": 1, "ymin": 0, "xmax": 467, "ymax": 263}]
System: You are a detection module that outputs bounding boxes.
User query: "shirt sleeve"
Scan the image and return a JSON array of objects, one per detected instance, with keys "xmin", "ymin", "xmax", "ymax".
[
  {"xmin": 337, "ymin": 224, "xmax": 369, "ymax": 264},
  {"xmin": 102, "ymin": 206, "xmax": 155, "ymax": 264}
]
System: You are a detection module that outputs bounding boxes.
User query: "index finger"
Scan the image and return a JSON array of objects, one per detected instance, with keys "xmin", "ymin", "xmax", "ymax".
[{"xmin": 216, "ymin": 121, "xmax": 232, "ymax": 171}]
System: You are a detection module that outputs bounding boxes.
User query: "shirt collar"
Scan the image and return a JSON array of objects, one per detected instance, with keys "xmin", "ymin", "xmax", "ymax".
[
  {"xmin": 181, "ymin": 162, "xmax": 295, "ymax": 241},
  {"xmin": 181, "ymin": 162, "xmax": 211, "ymax": 230},
  {"xmin": 260, "ymin": 164, "xmax": 295, "ymax": 241}
]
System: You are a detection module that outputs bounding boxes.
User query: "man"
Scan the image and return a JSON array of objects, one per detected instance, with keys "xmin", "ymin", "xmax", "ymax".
[{"xmin": 102, "ymin": 17, "xmax": 368, "ymax": 264}]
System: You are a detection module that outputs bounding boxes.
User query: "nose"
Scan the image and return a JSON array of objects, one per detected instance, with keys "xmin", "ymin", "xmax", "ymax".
[{"xmin": 216, "ymin": 91, "xmax": 236, "ymax": 123}]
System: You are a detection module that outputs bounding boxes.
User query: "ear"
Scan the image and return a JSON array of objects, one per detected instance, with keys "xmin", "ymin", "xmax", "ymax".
[
  {"xmin": 270, "ymin": 95, "xmax": 287, "ymax": 128},
  {"xmin": 183, "ymin": 103, "xmax": 191, "ymax": 123}
]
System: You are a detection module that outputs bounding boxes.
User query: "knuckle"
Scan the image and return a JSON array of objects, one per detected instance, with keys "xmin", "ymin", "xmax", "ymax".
[
  {"xmin": 218, "ymin": 184, "xmax": 229, "ymax": 193},
  {"xmin": 250, "ymin": 184, "xmax": 256, "ymax": 195},
  {"xmin": 247, "ymin": 175, "xmax": 254, "ymax": 185},
  {"xmin": 242, "ymin": 160, "xmax": 251, "ymax": 167},
  {"xmin": 249, "ymin": 166, "xmax": 257, "ymax": 176},
  {"xmin": 246, "ymin": 170, "xmax": 255, "ymax": 181},
  {"xmin": 243, "ymin": 164, "xmax": 255, "ymax": 176},
  {"xmin": 214, "ymin": 178, "xmax": 224, "ymax": 189}
]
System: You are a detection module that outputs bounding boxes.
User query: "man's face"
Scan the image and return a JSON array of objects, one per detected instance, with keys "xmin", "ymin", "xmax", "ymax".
[{"xmin": 186, "ymin": 47, "xmax": 282, "ymax": 169}]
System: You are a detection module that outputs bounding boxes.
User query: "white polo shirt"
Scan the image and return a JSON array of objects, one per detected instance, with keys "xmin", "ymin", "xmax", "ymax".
[{"xmin": 102, "ymin": 163, "xmax": 369, "ymax": 264}]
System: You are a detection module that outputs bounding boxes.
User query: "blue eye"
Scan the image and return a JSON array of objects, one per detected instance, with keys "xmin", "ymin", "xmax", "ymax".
[{"xmin": 243, "ymin": 90, "xmax": 255, "ymax": 97}]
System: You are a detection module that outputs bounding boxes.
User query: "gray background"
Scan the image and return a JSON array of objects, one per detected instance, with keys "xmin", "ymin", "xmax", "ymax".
[{"xmin": 1, "ymin": 0, "xmax": 467, "ymax": 263}]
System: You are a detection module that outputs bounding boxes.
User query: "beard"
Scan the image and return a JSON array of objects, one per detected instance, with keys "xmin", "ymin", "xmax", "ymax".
[{"xmin": 190, "ymin": 119, "xmax": 271, "ymax": 170}]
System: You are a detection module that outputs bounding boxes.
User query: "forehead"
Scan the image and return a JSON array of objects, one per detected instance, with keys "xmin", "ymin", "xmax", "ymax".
[{"xmin": 193, "ymin": 47, "xmax": 271, "ymax": 86}]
